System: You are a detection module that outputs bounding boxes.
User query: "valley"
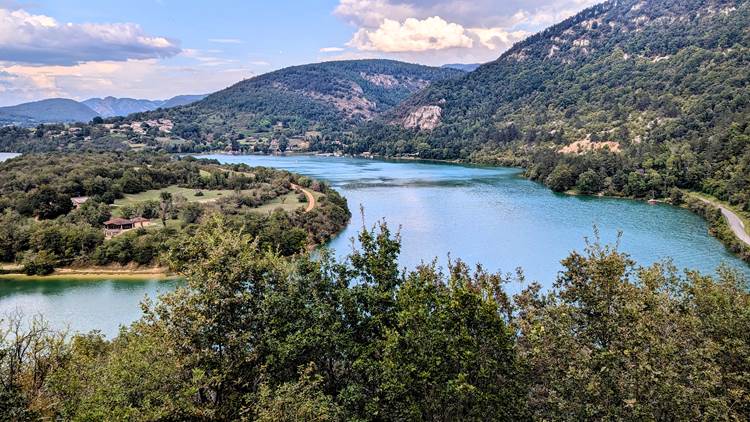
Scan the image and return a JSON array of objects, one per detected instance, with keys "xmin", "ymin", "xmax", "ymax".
[
  {"xmin": 3, "ymin": 154, "xmax": 748, "ymax": 337},
  {"xmin": 2, "ymin": 0, "xmax": 750, "ymax": 419}
]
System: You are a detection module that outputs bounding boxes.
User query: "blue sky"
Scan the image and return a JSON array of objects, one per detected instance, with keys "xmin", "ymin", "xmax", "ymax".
[{"xmin": 0, "ymin": 0, "xmax": 598, "ymax": 105}]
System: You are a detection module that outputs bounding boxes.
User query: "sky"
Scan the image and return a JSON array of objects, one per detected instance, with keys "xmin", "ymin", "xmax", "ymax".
[{"xmin": 0, "ymin": 0, "xmax": 599, "ymax": 106}]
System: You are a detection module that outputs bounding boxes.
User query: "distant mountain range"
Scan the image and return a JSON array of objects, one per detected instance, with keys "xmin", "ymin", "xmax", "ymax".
[
  {"xmin": 0, "ymin": 99, "xmax": 100, "ymax": 126},
  {"xmin": 0, "ymin": 94, "xmax": 207, "ymax": 126},
  {"xmin": 441, "ymin": 63, "xmax": 481, "ymax": 72},
  {"xmin": 83, "ymin": 95, "xmax": 207, "ymax": 118}
]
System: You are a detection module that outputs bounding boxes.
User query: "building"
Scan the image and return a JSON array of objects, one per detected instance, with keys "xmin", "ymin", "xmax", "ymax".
[
  {"xmin": 103, "ymin": 217, "xmax": 151, "ymax": 237},
  {"xmin": 103, "ymin": 217, "xmax": 135, "ymax": 237},
  {"xmin": 130, "ymin": 217, "xmax": 151, "ymax": 228},
  {"xmin": 71, "ymin": 197, "xmax": 89, "ymax": 209}
]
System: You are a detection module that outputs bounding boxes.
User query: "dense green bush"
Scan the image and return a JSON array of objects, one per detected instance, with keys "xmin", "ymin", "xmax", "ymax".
[{"xmin": 21, "ymin": 250, "xmax": 57, "ymax": 275}]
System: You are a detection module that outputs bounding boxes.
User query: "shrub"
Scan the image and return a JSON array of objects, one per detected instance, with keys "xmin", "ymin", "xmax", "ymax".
[{"xmin": 22, "ymin": 250, "xmax": 58, "ymax": 276}]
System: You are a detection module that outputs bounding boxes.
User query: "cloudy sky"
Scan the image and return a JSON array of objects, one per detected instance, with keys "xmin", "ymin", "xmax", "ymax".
[{"xmin": 0, "ymin": 0, "xmax": 598, "ymax": 106}]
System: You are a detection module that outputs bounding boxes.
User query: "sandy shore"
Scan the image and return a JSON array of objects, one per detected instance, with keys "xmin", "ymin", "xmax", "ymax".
[{"xmin": 0, "ymin": 265, "xmax": 175, "ymax": 281}]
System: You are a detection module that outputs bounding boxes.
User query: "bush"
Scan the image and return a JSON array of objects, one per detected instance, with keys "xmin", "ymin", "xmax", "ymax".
[
  {"xmin": 576, "ymin": 169, "xmax": 603, "ymax": 194},
  {"xmin": 22, "ymin": 250, "xmax": 57, "ymax": 276},
  {"xmin": 545, "ymin": 164, "xmax": 576, "ymax": 192}
]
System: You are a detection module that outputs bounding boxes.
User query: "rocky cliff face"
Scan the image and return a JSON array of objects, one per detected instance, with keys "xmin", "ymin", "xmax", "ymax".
[{"xmin": 402, "ymin": 105, "xmax": 443, "ymax": 130}]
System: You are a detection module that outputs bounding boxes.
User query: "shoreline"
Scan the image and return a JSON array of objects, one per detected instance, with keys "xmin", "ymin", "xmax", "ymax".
[
  {"xmin": 7, "ymin": 151, "xmax": 750, "ymax": 267},
  {"xmin": 0, "ymin": 266, "xmax": 175, "ymax": 281}
]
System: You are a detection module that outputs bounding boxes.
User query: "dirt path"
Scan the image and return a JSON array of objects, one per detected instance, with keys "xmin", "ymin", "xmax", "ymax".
[
  {"xmin": 291, "ymin": 183, "xmax": 316, "ymax": 212},
  {"xmin": 698, "ymin": 197, "xmax": 750, "ymax": 247}
]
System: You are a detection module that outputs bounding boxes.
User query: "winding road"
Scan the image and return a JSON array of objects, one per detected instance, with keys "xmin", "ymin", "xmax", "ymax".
[
  {"xmin": 698, "ymin": 197, "xmax": 750, "ymax": 247},
  {"xmin": 291, "ymin": 183, "xmax": 316, "ymax": 212}
]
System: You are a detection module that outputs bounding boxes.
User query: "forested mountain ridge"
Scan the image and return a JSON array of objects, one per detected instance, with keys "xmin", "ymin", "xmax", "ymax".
[
  {"xmin": 386, "ymin": 0, "xmax": 748, "ymax": 142},
  {"xmin": 344, "ymin": 0, "xmax": 750, "ymax": 216},
  {"xmin": 2, "ymin": 60, "xmax": 463, "ymax": 153},
  {"xmin": 131, "ymin": 59, "xmax": 465, "ymax": 142}
]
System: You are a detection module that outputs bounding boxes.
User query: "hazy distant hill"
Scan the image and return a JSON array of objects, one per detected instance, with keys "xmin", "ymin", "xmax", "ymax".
[
  {"xmin": 83, "ymin": 97, "xmax": 163, "ymax": 118},
  {"xmin": 84, "ymin": 94, "xmax": 207, "ymax": 118},
  {"xmin": 0, "ymin": 99, "xmax": 99, "ymax": 126},
  {"xmin": 441, "ymin": 63, "xmax": 481, "ymax": 72},
  {"xmin": 160, "ymin": 94, "xmax": 207, "ymax": 109}
]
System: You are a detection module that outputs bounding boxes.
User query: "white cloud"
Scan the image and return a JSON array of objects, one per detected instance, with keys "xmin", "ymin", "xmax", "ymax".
[
  {"xmin": 208, "ymin": 38, "xmax": 243, "ymax": 44},
  {"xmin": 334, "ymin": 0, "xmax": 599, "ymax": 62},
  {"xmin": 469, "ymin": 27, "xmax": 529, "ymax": 50},
  {"xmin": 349, "ymin": 16, "xmax": 473, "ymax": 52},
  {"xmin": 320, "ymin": 47, "xmax": 346, "ymax": 53},
  {"xmin": 335, "ymin": 0, "xmax": 417, "ymax": 27},
  {"xmin": 180, "ymin": 48, "xmax": 237, "ymax": 67},
  {"xmin": 0, "ymin": 8, "xmax": 180, "ymax": 66}
]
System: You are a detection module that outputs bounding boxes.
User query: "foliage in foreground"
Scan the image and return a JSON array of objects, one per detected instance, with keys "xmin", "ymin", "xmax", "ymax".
[{"xmin": 1, "ymin": 218, "xmax": 749, "ymax": 420}]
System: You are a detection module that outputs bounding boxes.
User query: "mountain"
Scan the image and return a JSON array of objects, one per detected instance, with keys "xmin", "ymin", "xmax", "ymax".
[
  {"xmin": 145, "ymin": 59, "xmax": 465, "ymax": 140},
  {"xmin": 83, "ymin": 94, "xmax": 207, "ymax": 118},
  {"xmin": 346, "ymin": 0, "xmax": 750, "ymax": 212},
  {"xmin": 160, "ymin": 94, "xmax": 207, "ymax": 108},
  {"xmin": 0, "ymin": 94, "xmax": 207, "ymax": 126},
  {"xmin": 0, "ymin": 98, "xmax": 98, "ymax": 126},
  {"xmin": 385, "ymin": 0, "xmax": 748, "ymax": 153},
  {"xmin": 441, "ymin": 63, "xmax": 481, "ymax": 72},
  {"xmin": 83, "ymin": 97, "xmax": 164, "ymax": 118}
]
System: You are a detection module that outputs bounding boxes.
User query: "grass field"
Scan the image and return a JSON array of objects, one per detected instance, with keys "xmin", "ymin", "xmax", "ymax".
[
  {"xmin": 112, "ymin": 185, "xmax": 321, "ymax": 217},
  {"xmin": 114, "ymin": 186, "xmax": 231, "ymax": 207},
  {"xmin": 252, "ymin": 192, "xmax": 306, "ymax": 214}
]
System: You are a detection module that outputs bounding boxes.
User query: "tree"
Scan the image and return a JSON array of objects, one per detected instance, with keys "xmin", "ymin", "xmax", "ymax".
[
  {"xmin": 26, "ymin": 186, "xmax": 72, "ymax": 220},
  {"xmin": 576, "ymin": 169, "xmax": 603, "ymax": 194},
  {"xmin": 22, "ymin": 250, "xmax": 57, "ymax": 275},
  {"xmin": 515, "ymin": 233, "xmax": 750, "ymax": 420},
  {"xmin": 159, "ymin": 192, "xmax": 173, "ymax": 227},
  {"xmin": 545, "ymin": 164, "xmax": 576, "ymax": 192}
]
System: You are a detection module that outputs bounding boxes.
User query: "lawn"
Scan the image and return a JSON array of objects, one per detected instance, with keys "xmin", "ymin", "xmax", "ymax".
[
  {"xmin": 113, "ymin": 186, "xmax": 232, "ymax": 207},
  {"xmin": 252, "ymin": 192, "xmax": 306, "ymax": 214},
  {"xmin": 112, "ymin": 185, "xmax": 320, "ymax": 217}
]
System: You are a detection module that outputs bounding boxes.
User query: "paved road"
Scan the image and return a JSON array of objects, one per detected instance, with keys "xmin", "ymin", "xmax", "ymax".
[{"xmin": 699, "ymin": 198, "xmax": 750, "ymax": 247}]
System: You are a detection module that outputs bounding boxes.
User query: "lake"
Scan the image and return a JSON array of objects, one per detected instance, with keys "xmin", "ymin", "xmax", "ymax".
[{"xmin": 2, "ymin": 154, "xmax": 749, "ymax": 337}]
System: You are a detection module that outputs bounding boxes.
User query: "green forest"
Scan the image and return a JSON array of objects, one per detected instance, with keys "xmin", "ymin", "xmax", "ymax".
[
  {"xmin": 2, "ymin": 220, "xmax": 749, "ymax": 420},
  {"xmin": 0, "ymin": 153, "xmax": 350, "ymax": 275},
  {"xmin": 2, "ymin": 1, "xmax": 748, "ymax": 251}
]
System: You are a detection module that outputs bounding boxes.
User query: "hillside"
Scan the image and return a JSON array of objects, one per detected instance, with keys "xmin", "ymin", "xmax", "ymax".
[
  {"xmin": 385, "ymin": 0, "xmax": 748, "ymax": 146},
  {"xmin": 344, "ymin": 0, "xmax": 750, "ymax": 213},
  {"xmin": 0, "ymin": 98, "xmax": 98, "ymax": 126},
  {"xmin": 160, "ymin": 94, "xmax": 207, "ymax": 108},
  {"xmin": 136, "ymin": 59, "xmax": 464, "ymax": 143}
]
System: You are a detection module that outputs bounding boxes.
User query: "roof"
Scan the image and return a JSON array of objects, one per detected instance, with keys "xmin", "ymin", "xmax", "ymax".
[
  {"xmin": 104, "ymin": 217, "xmax": 132, "ymax": 225},
  {"xmin": 71, "ymin": 196, "xmax": 89, "ymax": 204}
]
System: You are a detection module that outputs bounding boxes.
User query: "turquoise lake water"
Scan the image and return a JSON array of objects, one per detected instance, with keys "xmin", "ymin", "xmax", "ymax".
[{"xmin": 1, "ymin": 154, "xmax": 748, "ymax": 337}]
